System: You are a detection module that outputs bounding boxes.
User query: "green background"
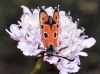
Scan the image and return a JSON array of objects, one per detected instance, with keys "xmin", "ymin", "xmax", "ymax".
[{"xmin": 0, "ymin": 0, "xmax": 99, "ymax": 74}]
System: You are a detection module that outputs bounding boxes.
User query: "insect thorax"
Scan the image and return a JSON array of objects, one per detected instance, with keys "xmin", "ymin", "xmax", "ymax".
[{"xmin": 46, "ymin": 44, "xmax": 55, "ymax": 56}]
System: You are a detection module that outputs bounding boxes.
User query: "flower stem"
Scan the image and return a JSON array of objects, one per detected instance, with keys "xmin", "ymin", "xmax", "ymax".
[{"xmin": 31, "ymin": 58, "xmax": 43, "ymax": 74}]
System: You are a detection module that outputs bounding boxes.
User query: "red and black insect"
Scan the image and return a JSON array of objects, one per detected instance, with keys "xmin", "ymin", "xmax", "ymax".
[
  {"xmin": 39, "ymin": 7, "xmax": 59, "ymax": 56},
  {"xmin": 34, "ymin": 7, "xmax": 74, "ymax": 61}
]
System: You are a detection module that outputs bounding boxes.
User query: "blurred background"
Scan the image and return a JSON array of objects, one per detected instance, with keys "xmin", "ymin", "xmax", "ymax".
[{"xmin": 0, "ymin": 0, "xmax": 100, "ymax": 74}]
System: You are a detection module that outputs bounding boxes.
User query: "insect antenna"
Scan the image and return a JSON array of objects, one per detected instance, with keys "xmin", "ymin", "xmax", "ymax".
[
  {"xmin": 33, "ymin": 51, "xmax": 74, "ymax": 62},
  {"xmin": 45, "ymin": 54, "xmax": 74, "ymax": 61}
]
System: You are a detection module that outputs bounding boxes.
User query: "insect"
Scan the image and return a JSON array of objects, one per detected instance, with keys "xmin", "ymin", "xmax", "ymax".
[
  {"xmin": 39, "ymin": 7, "xmax": 59, "ymax": 56},
  {"xmin": 34, "ymin": 7, "xmax": 74, "ymax": 61}
]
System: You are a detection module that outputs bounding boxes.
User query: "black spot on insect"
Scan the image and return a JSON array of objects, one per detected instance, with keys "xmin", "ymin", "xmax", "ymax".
[
  {"xmin": 41, "ymin": 25, "xmax": 44, "ymax": 29},
  {"xmin": 56, "ymin": 16, "xmax": 57, "ymax": 19},
  {"xmin": 42, "ymin": 17, "xmax": 44, "ymax": 20},
  {"xmin": 44, "ymin": 33, "xmax": 48, "ymax": 38},
  {"xmin": 57, "ymin": 24, "xmax": 59, "ymax": 28},
  {"xmin": 45, "ymin": 16, "xmax": 56, "ymax": 29},
  {"xmin": 54, "ymin": 32, "xmax": 57, "ymax": 37}
]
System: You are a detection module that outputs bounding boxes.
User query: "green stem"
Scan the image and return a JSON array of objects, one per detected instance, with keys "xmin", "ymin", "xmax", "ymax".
[{"xmin": 31, "ymin": 58, "xmax": 43, "ymax": 74}]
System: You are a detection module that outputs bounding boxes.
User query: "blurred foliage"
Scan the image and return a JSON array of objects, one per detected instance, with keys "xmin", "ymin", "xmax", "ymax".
[{"xmin": 0, "ymin": 0, "xmax": 100, "ymax": 74}]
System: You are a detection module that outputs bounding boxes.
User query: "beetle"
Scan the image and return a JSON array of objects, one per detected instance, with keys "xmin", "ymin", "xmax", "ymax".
[{"xmin": 33, "ymin": 7, "xmax": 74, "ymax": 62}]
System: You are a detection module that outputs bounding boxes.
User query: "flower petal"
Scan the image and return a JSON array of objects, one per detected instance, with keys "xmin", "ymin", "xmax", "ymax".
[
  {"xmin": 21, "ymin": 5, "xmax": 31, "ymax": 15},
  {"xmin": 44, "ymin": 56, "xmax": 59, "ymax": 64},
  {"xmin": 78, "ymin": 52, "xmax": 88, "ymax": 56},
  {"xmin": 81, "ymin": 37, "xmax": 96, "ymax": 48}
]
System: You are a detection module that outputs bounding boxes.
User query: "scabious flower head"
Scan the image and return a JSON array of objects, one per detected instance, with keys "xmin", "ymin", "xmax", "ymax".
[{"xmin": 6, "ymin": 5, "xmax": 96, "ymax": 74}]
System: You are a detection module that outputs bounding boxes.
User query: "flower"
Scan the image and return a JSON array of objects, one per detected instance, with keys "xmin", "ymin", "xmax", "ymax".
[{"xmin": 6, "ymin": 5, "xmax": 96, "ymax": 74}]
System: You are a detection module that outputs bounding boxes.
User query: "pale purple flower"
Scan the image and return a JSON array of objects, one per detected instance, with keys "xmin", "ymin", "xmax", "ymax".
[
  {"xmin": 6, "ymin": 5, "xmax": 96, "ymax": 74},
  {"xmin": 55, "ymin": 56, "xmax": 80, "ymax": 74}
]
